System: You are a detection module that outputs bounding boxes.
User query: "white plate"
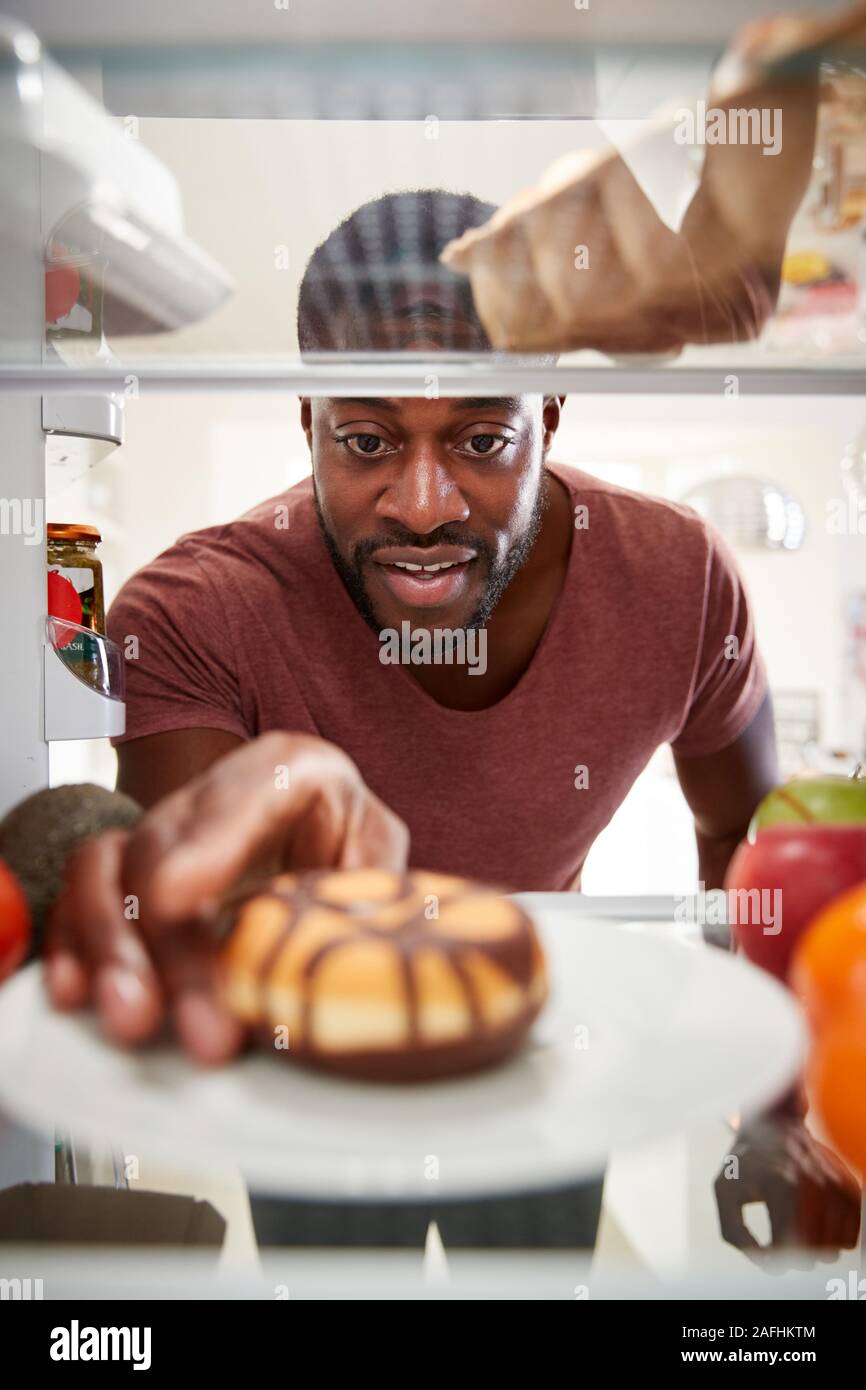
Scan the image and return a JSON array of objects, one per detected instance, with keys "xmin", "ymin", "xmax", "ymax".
[{"xmin": 0, "ymin": 911, "xmax": 805, "ymax": 1199}]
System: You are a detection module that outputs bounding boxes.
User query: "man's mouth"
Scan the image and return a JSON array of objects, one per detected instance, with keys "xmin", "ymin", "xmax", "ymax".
[{"xmin": 369, "ymin": 545, "xmax": 477, "ymax": 610}]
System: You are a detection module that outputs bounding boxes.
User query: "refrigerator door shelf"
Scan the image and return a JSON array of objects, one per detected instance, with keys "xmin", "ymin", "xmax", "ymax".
[
  {"xmin": 44, "ymin": 619, "xmax": 125, "ymax": 742},
  {"xmin": 0, "ymin": 18, "xmax": 233, "ymax": 336},
  {"xmin": 44, "ymin": 392, "xmax": 124, "ymax": 493}
]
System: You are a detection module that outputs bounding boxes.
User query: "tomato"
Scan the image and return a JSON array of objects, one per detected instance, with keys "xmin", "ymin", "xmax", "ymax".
[
  {"xmin": 45, "ymin": 263, "xmax": 81, "ymax": 324},
  {"xmin": 0, "ymin": 859, "xmax": 31, "ymax": 981},
  {"xmin": 47, "ymin": 570, "xmax": 83, "ymax": 647}
]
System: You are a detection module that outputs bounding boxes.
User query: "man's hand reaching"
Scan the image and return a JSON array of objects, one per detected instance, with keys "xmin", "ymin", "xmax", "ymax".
[
  {"xmin": 441, "ymin": 3, "xmax": 866, "ymax": 358},
  {"xmin": 43, "ymin": 733, "xmax": 409, "ymax": 1063}
]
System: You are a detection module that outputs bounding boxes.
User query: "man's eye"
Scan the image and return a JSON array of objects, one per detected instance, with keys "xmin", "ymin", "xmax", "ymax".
[
  {"xmin": 336, "ymin": 433, "xmax": 390, "ymax": 457},
  {"xmin": 459, "ymin": 434, "xmax": 510, "ymax": 458}
]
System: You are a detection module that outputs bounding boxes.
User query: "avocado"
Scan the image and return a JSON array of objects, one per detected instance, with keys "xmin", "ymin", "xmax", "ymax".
[{"xmin": 0, "ymin": 784, "xmax": 143, "ymax": 956}]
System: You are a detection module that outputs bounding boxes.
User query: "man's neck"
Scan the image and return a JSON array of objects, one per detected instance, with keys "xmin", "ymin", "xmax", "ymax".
[{"xmin": 404, "ymin": 468, "xmax": 574, "ymax": 712}]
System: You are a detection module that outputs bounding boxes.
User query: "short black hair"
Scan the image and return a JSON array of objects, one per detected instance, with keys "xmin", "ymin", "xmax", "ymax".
[{"xmin": 297, "ymin": 188, "xmax": 496, "ymax": 353}]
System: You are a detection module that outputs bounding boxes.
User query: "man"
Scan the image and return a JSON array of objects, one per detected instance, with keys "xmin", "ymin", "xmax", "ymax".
[{"xmin": 44, "ymin": 189, "xmax": 858, "ymax": 1259}]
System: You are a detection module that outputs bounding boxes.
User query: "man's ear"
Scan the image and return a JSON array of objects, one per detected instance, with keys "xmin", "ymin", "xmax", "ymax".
[
  {"xmin": 299, "ymin": 397, "xmax": 313, "ymax": 451},
  {"xmin": 541, "ymin": 395, "xmax": 566, "ymax": 454}
]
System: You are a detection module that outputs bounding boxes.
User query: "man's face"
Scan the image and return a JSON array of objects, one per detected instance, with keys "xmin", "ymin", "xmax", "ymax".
[{"xmin": 303, "ymin": 394, "xmax": 558, "ymax": 634}]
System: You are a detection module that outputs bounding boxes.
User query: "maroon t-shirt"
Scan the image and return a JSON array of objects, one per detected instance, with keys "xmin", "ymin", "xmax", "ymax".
[{"xmin": 107, "ymin": 463, "xmax": 767, "ymax": 891}]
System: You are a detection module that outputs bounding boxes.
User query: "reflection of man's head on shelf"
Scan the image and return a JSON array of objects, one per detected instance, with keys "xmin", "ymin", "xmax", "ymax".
[{"xmin": 297, "ymin": 189, "xmax": 496, "ymax": 353}]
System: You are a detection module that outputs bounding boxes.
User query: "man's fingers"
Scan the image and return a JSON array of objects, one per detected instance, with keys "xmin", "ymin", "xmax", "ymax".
[
  {"xmin": 338, "ymin": 791, "xmax": 410, "ymax": 872},
  {"xmin": 125, "ymin": 734, "xmax": 407, "ymax": 923},
  {"xmin": 714, "ymin": 1171, "xmax": 765, "ymax": 1254},
  {"xmin": 123, "ymin": 736, "xmax": 323, "ymax": 919},
  {"xmin": 715, "ymin": 1196, "xmax": 764, "ymax": 1258},
  {"xmin": 830, "ymin": 1189, "xmax": 862, "ymax": 1251},
  {"xmin": 44, "ymin": 831, "xmax": 164, "ymax": 1045},
  {"xmin": 43, "ymin": 885, "xmax": 90, "ymax": 1010},
  {"xmin": 43, "ymin": 814, "xmax": 245, "ymax": 1061},
  {"xmin": 147, "ymin": 919, "xmax": 246, "ymax": 1065}
]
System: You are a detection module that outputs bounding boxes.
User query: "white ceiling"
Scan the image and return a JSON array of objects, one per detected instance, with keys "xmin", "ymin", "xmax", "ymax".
[{"xmin": 6, "ymin": 0, "xmax": 842, "ymax": 48}]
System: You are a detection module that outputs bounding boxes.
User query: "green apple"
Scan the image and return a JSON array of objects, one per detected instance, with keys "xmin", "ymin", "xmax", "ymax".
[{"xmin": 750, "ymin": 771, "xmax": 866, "ymax": 837}]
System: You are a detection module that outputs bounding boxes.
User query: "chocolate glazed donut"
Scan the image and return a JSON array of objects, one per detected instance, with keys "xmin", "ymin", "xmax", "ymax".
[{"xmin": 219, "ymin": 869, "xmax": 548, "ymax": 1082}]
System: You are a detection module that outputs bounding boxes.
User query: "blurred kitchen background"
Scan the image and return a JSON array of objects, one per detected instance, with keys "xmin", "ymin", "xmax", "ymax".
[{"xmin": 9, "ymin": 0, "xmax": 863, "ymax": 893}]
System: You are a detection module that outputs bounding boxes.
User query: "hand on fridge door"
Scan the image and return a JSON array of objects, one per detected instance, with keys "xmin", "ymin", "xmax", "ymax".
[
  {"xmin": 43, "ymin": 731, "xmax": 409, "ymax": 1063},
  {"xmin": 438, "ymin": 4, "xmax": 861, "ymax": 358},
  {"xmin": 714, "ymin": 1115, "xmax": 861, "ymax": 1267}
]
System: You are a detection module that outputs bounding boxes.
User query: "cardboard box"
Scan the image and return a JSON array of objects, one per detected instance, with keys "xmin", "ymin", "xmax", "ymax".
[{"xmin": 0, "ymin": 1183, "xmax": 225, "ymax": 1247}]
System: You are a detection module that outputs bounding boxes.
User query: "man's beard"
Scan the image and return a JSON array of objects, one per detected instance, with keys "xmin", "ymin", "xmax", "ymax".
[{"xmin": 314, "ymin": 478, "xmax": 549, "ymax": 635}]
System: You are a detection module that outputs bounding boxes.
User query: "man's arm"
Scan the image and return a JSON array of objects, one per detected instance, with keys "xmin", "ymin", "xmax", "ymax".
[
  {"xmin": 672, "ymin": 692, "xmax": 778, "ymax": 893},
  {"xmin": 439, "ymin": 6, "xmax": 838, "ymax": 355},
  {"xmin": 116, "ymin": 728, "xmax": 245, "ymax": 809}
]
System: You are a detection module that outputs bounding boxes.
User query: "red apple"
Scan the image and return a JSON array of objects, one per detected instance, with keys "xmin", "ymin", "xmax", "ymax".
[{"xmin": 724, "ymin": 824, "xmax": 866, "ymax": 980}]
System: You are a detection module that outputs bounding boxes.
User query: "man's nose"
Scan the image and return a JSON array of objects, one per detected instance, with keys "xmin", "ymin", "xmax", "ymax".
[{"xmin": 376, "ymin": 448, "xmax": 469, "ymax": 536}]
